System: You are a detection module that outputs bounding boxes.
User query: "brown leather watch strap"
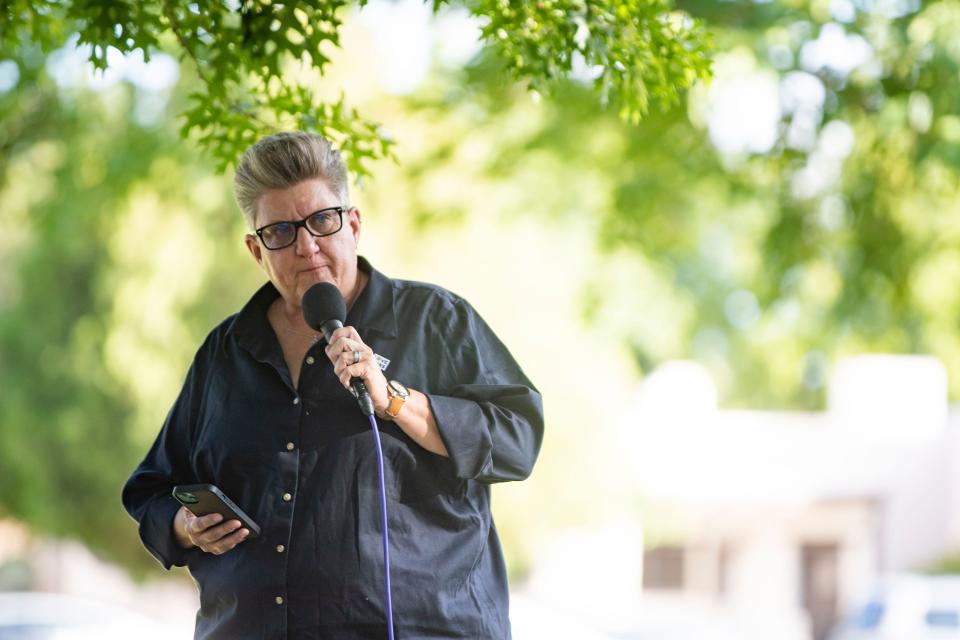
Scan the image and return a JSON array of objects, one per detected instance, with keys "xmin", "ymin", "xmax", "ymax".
[{"xmin": 385, "ymin": 394, "xmax": 405, "ymax": 419}]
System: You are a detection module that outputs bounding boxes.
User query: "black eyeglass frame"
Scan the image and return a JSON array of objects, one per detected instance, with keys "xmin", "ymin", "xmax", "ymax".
[{"xmin": 254, "ymin": 206, "xmax": 346, "ymax": 250}]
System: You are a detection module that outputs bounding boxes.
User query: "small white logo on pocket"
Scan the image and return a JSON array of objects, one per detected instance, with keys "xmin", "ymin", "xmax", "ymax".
[{"xmin": 374, "ymin": 353, "xmax": 391, "ymax": 371}]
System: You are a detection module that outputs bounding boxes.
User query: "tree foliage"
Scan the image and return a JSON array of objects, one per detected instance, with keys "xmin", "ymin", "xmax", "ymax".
[
  {"xmin": 1, "ymin": 0, "xmax": 712, "ymax": 174},
  {"xmin": 0, "ymin": 52, "xmax": 249, "ymax": 571},
  {"xmin": 391, "ymin": 0, "xmax": 960, "ymax": 408}
]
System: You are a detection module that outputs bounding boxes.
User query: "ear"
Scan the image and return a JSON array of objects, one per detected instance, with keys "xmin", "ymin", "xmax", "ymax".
[
  {"xmin": 244, "ymin": 233, "xmax": 264, "ymax": 267},
  {"xmin": 347, "ymin": 207, "xmax": 362, "ymax": 245}
]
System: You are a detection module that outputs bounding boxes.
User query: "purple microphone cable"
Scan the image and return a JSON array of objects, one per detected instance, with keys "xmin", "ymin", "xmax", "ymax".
[{"xmin": 367, "ymin": 413, "xmax": 395, "ymax": 640}]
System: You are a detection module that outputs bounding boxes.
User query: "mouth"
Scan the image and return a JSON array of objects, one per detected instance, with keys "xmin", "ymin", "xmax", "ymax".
[{"xmin": 301, "ymin": 265, "xmax": 330, "ymax": 275}]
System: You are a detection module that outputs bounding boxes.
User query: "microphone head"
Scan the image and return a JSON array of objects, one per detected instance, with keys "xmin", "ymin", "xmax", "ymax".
[{"xmin": 302, "ymin": 282, "xmax": 346, "ymax": 331}]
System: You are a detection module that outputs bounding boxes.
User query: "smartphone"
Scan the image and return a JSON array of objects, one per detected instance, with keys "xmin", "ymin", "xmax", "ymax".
[{"xmin": 172, "ymin": 483, "xmax": 261, "ymax": 538}]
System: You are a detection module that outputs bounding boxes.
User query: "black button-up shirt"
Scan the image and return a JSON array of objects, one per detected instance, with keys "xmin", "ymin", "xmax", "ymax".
[{"xmin": 122, "ymin": 258, "xmax": 544, "ymax": 639}]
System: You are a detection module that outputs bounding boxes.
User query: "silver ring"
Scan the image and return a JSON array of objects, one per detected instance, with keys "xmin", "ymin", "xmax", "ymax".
[{"xmin": 353, "ymin": 350, "xmax": 361, "ymax": 365}]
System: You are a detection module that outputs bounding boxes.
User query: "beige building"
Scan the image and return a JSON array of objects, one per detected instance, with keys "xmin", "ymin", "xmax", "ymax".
[{"xmin": 525, "ymin": 355, "xmax": 960, "ymax": 640}]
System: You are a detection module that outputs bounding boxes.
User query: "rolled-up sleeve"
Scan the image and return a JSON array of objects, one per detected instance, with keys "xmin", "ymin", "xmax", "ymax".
[
  {"xmin": 427, "ymin": 298, "xmax": 543, "ymax": 483},
  {"xmin": 132, "ymin": 492, "xmax": 199, "ymax": 569}
]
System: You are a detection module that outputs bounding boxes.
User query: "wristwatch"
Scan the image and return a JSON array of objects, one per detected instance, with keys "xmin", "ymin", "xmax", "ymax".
[{"xmin": 384, "ymin": 380, "xmax": 410, "ymax": 419}]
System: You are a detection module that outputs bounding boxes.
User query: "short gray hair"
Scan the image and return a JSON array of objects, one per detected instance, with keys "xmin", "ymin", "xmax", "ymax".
[{"xmin": 234, "ymin": 131, "xmax": 350, "ymax": 229}]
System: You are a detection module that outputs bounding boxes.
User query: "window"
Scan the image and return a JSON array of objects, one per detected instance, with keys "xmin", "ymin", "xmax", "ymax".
[{"xmin": 643, "ymin": 546, "xmax": 684, "ymax": 590}]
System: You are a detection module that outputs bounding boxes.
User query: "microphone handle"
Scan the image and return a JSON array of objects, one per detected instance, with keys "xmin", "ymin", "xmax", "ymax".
[
  {"xmin": 351, "ymin": 377, "xmax": 375, "ymax": 416},
  {"xmin": 319, "ymin": 318, "xmax": 343, "ymax": 340}
]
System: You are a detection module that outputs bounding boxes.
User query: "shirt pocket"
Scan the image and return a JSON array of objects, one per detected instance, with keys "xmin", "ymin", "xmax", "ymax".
[{"xmin": 375, "ymin": 421, "xmax": 461, "ymax": 504}]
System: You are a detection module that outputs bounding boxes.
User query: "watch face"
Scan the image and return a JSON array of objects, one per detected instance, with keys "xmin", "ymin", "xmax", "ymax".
[{"xmin": 388, "ymin": 380, "xmax": 409, "ymax": 397}]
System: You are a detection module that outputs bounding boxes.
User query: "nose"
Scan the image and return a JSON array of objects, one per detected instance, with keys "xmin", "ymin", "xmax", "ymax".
[{"xmin": 294, "ymin": 225, "xmax": 319, "ymax": 256}]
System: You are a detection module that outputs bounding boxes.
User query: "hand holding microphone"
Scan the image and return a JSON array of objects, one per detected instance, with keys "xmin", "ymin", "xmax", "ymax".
[
  {"xmin": 302, "ymin": 282, "xmax": 387, "ymax": 417},
  {"xmin": 325, "ymin": 325, "xmax": 389, "ymax": 413}
]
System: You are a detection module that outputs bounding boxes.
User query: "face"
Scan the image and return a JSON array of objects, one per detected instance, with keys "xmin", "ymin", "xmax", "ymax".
[{"xmin": 244, "ymin": 178, "xmax": 361, "ymax": 311}]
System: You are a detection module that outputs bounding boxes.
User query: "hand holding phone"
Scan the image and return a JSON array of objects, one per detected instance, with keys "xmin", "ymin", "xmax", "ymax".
[{"xmin": 172, "ymin": 484, "xmax": 261, "ymax": 553}]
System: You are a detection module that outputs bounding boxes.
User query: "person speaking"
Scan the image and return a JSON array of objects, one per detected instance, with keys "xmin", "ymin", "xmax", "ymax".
[{"xmin": 121, "ymin": 131, "xmax": 544, "ymax": 639}]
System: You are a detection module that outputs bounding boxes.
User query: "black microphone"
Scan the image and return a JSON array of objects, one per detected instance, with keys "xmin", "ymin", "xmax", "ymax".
[{"xmin": 302, "ymin": 282, "xmax": 375, "ymax": 416}]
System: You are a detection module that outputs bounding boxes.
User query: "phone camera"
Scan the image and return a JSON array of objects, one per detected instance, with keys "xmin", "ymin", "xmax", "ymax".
[{"xmin": 175, "ymin": 491, "xmax": 198, "ymax": 504}]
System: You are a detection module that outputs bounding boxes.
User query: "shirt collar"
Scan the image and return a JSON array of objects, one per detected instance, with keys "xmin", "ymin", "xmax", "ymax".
[
  {"xmin": 347, "ymin": 256, "xmax": 398, "ymax": 339},
  {"xmin": 230, "ymin": 256, "xmax": 398, "ymax": 357}
]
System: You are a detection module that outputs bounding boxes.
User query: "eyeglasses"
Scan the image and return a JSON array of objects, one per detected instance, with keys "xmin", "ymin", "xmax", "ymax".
[{"xmin": 255, "ymin": 206, "xmax": 345, "ymax": 250}]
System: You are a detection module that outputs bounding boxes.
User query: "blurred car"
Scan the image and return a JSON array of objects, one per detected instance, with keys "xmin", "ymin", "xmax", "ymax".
[
  {"xmin": 0, "ymin": 591, "xmax": 176, "ymax": 640},
  {"xmin": 831, "ymin": 574, "xmax": 960, "ymax": 640}
]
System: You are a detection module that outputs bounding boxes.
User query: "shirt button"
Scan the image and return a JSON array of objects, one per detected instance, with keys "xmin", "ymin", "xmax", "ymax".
[
  {"xmin": 282, "ymin": 492, "xmax": 292, "ymax": 502},
  {"xmin": 306, "ymin": 356, "xmax": 315, "ymax": 365},
  {"xmin": 293, "ymin": 397, "xmax": 300, "ymax": 405},
  {"xmin": 286, "ymin": 442, "xmax": 295, "ymax": 451},
  {"xmin": 275, "ymin": 596, "xmax": 284, "ymax": 605},
  {"xmin": 276, "ymin": 544, "xmax": 285, "ymax": 553}
]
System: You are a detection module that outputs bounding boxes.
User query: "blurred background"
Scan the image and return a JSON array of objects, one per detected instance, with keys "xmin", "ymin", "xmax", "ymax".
[{"xmin": 3, "ymin": 0, "xmax": 960, "ymax": 638}]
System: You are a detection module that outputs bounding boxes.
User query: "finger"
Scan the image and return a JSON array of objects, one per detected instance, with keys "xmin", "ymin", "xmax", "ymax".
[
  {"xmin": 332, "ymin": 352, "xmax": 351, "ymax": 377},
  {"xmin": 338, "ymin": 360, "xmax": 369, "ymax": 384},
  {"xmin": 339, "ymin": 362, "xmax": 386, "ymax": 396},
  {"xmin": 341, "ymin": 332, "xmax": 365, "ymax": 351},
  {"xmin": 325, "ymin": 329, "xmax": 358, "ymax": 354},
  {"xmin": 329, "ymin": 326, "xmax": 361, "ymax": 343},
  {"xmin": 327, "ymin": 326, "xmax": 350, "ymax": 342},
  {"xmin": 332, "ymin": 346, "xmax": 370, "ymax": 377},
  {"xmin": 326, "ymin": 336, "xmax": 368, "ymax": 360},
  {"xmin": 325, "ymin": 336, "xmax": 350, "ymax": 360},
  {"xmin": 183, "ymin": 509, "xmax": 223, "ymax": 544},
  {"xmin": 192, "ymin": 519, "xmax": 242, "ymax": 546},
  {"xmin": 332, "ymin": 327, "xmax": 368, "ymax": 349},
  {"xmin": 186, "ymin": 512, "xmax": 223, "ymax": 536},
  {"xmin": 204, "ymin": 528, "xmax": 250, "ymax": 555},
  {"xmin": 341, "ymin": 347, "xmax": 367, "ymax": 369},
  {"xmin": 206, "ymin": 519, "xmax": 244, "ymax": 541}
]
